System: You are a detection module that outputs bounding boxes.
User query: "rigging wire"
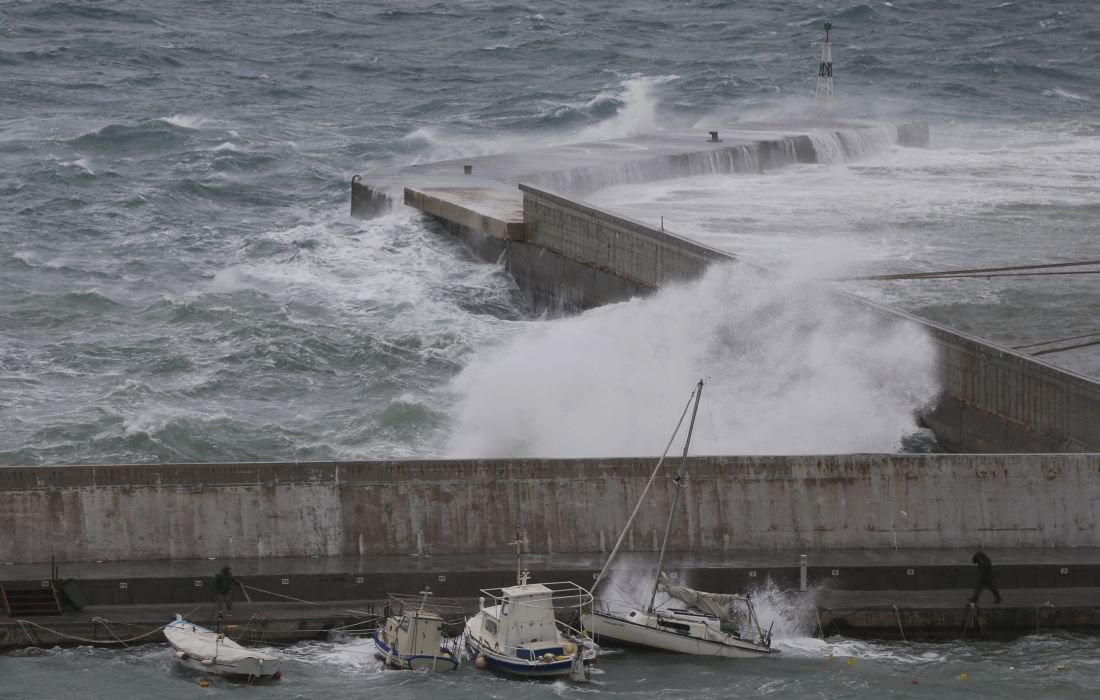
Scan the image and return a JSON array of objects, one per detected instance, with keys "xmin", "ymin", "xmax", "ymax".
[{"xmin": 590, "ymin": 382, "xmax": 700, "ymax": 593}]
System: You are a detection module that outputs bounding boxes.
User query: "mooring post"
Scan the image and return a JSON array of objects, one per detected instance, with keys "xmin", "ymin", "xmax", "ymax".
[{"xmin": 799, "ymin": 554, "xmax": 808, "ymax": 592}]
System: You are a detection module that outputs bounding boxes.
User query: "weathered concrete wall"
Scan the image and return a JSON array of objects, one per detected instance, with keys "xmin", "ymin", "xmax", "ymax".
[
  {"xmin": 520, "ymin": 184, "xmax": 726, "ymax": 290},
  {"xmin": 920, "ymin": 322, "xmax": 1100, "ymax": 452},
  {"xmin": 3, "ymin": 455, "xmax": 1100, "ymax": 564},
  {"xmin": 429, "ymin": 206, "xmax": 650, "ymax": 314}
]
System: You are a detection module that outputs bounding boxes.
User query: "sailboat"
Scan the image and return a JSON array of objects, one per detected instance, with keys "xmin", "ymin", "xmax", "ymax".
[{"xmin": 580, "ymin": 379, "xmax": 774, "ymax": 658}]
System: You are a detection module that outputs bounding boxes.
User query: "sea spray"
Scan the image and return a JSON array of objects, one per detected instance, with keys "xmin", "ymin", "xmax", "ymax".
[
  {"xmin": 402, "ymin": 75, "xmax": 678, "ymax": 165},
  {"xmin": 446, "ymin": 261, "xmax": 939, "ymax": 458}
]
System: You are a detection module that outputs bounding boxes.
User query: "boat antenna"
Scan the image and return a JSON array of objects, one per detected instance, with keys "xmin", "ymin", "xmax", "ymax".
[
  {"xmin": 508, "ymin": 527, "xmax": 529, "ymax": 585},
  {"xmin": 591, "ymin": 381, "xmax": 703, "ymax": 593},
  {"xmin": 647, "ymin": 378, "xmax": 704, "ymax": 613}
]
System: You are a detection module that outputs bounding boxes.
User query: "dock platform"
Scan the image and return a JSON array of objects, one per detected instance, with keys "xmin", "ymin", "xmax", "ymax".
[{"xmin": 5, "ymin": 548, "xmax": 1100, "ymax": 649}]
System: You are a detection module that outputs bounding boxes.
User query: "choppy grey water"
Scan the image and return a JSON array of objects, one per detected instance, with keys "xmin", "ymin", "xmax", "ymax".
[
  {"xmin": 2, "ymin": 0, "xmax": 1099, "ymax": 694},
  {"xmin": 4, "ymin": 630, "xmax": 1100, "ymax": 699}
]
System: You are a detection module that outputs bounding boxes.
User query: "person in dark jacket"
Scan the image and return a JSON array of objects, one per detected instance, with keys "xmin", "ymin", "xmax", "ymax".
[
  {"xmin": 969, "ymin": 548, "xmax": 1002, "ymax": 604},
  {"xmin": 214, "ymin": 566, "xmax": 241, "ymax": 616}
]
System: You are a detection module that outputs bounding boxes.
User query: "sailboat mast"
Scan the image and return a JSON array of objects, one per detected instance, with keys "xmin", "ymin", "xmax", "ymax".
[
  {"xmin": 647, "ymin": 379, "xmax": 704, "ymax": 613},
  {"xmin": 591, "ymin": 384, "xmax": 701, "ymax": 594}
]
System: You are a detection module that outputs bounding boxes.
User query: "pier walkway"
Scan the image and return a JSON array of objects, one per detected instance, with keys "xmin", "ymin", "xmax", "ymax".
[{"xmin": 5, "ymin": 549, "xmax": 1100, "ymax": 648}]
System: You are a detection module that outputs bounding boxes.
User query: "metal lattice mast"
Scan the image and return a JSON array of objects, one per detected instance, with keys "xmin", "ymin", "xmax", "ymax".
[{"xmin": 815, "ymin": 22, "xmax": 834, "ymax": 114}]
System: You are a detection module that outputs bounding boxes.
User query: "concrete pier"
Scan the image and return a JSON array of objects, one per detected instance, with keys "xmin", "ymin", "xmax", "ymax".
[
  {"xmin": 353, "ymin": 120, "xmax": 928, "ymax": 218},
  {"xmin": 7, "ymin": 549, "xmax": 1100, "ymax": 648}
]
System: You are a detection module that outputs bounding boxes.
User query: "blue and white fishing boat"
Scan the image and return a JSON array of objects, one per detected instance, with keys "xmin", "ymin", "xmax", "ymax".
[
  {"xmin": 464, "ymin": 535, "xmax": 596, "ymax": 681},
  {"xmin": 373, "ymin": 590, "xmax": 462, "ymax": 672}
]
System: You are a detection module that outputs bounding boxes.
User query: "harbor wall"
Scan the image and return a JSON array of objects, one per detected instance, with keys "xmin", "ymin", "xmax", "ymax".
[
  {"xmin": 517, "ymin": 185, "xmax": 1100, "ymax": 453},
  {"xmin": 3, "ymin": 454, "xmax": 1100, "ymax": 565},
  {"xmin": 920, "ymin": 324, "xmax": 1100, "ymax": 453}
]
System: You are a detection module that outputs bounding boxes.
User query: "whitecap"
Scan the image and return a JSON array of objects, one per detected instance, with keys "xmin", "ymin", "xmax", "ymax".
[
  {"xmin": 13, "ymin": 249, "xmax": 37, "ymax": 265},
  {"xmin": 62, "ymin": 157, "xmax": 95, "ymax": 174},
  {"xmin": 160, "ymin": 114, "xmax": 204, "ymax": 129},
  {"xmin": 1042, "ymin": 87, "xmax": 1088, "ymax": 102}
]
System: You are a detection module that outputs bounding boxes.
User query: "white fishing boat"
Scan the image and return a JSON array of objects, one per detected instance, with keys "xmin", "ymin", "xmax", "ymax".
[
  {"xmin": 164, "ymin": 615, "xmax": 282, "ymax": 680},
  {"xmin": 581, "ymin": 379, "xmax": 774, "ymax": 658},
  {"xmin": 464, "ymin": 534, "xmax": 597, "ymax": 681},
  {"xmin": 373, "ymin": 589, "xmax": 462, "ymax": 672}
]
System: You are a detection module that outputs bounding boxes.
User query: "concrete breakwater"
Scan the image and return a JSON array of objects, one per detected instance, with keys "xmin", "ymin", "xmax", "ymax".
[
  {"xmin": 354, "ymin": 123, "xmax": 1100, "ymax": 454},
  {"xmin": 352, "ymin": 121, "xmax": 929, "ymax": 219},
  {"xmin": 4, "ymin": 455, "xmax": 1100, "ymax": 565}
]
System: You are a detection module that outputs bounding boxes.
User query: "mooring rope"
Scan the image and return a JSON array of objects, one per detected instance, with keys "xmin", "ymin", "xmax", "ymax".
[
  {"xmin": 891, "ymin": 604, "xmax": 906, "ymax": 642},
  {"xmin": 14, "ymin": 618, "xmax": 169, "ymax": 646},
  {"xmin": 240, "ymin": 584, "xmax": 377, "ymax": 619},
  {"xmin": 10, "ymin": 604, "xmax": 205, "ymax": 648}
]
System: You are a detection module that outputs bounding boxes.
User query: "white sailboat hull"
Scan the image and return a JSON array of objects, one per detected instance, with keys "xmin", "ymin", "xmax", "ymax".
[{"xmin": 581, "ymin": 609, "xmax": 771, "ymax": 659}]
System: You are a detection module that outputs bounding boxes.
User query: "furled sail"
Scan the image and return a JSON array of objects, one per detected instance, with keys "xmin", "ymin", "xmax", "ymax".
[{"xmin": 658, "ymin": 573, "xmax": 749, "ymax": 625}]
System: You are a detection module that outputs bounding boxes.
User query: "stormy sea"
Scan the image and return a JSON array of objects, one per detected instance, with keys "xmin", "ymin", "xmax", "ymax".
[{"xmin": 2, "ymin": 0, "xmax": 1098, "ymax": 696}]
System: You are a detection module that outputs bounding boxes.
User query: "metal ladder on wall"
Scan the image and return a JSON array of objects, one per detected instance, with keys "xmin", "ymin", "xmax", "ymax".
[{"xmin": 1, "ymin": 559, "xmax": 64, "ymax": 617}]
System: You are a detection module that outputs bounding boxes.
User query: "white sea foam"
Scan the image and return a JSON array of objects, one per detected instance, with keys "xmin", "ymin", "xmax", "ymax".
[
  {"xmin": 1043, "ymin": 87, "xmax": 1088, "ymax": 102},
  {"xmin": 13, "ymin": 249, "xmax": 36, "ymax": 265},
  {"xmin": 290, "ymin": 637, "xmax": 383, "ymax": 673},
  {"xmin": 588, "ymin": 121, "xmax": 1100, "ymax": 324},
  {"xmin": 161, "ymin": 114, "xmax": 205, "ymax": 129},
  {"xmin": 446, "ymin": 261, "xmax": 938, "ymax": 458},
  {"xmin": 403, "ymin": 74, "xmax": 678, "ymax": 164},
  {"xmin": 573, "ymin": 74, "xmax": 679, "ymax": 141},
  {"xmin": 122, "ymin": 406, "xmax": 230, "ymax": 436},
  {"xmin": 62, "ymin": 157, "xmax": 95, "ymax": 174}
]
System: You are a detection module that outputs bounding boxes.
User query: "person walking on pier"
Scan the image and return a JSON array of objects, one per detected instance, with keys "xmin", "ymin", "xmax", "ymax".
[
  {"xmin": 214, "ymin": 566, "xmax": 242, "ymax": 616},
  {"xmin": 969, "ymin": 548, "xmax": 1002, "ymax": 604}
]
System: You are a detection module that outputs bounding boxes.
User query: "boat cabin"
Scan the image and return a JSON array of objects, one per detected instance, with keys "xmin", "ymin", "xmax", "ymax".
[
  {"xmin": 380, "ymin": 607, "xmax": 445, "ymax": 657},
  {"xmin": 478, "ymin": 583, "xmax": 567, "ymax": 659},
  {"xmin": 653, "ymin": 608, "xmax": 723, "ymax": 637}
]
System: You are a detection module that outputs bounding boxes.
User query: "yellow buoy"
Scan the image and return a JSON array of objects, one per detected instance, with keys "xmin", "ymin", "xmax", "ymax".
[
  {"xmin": 959, "ymin": 672, "xmax": 969, "ymax": 681},
  {"xmin": 1057, "ymin": 663, "xmax": 1066, "ymax": 671},
  {"xmin": 198, "ymin": 679, "xmax": 210, "ymax": 688},
  {"xmin": 826, "ymin": 651, "xmax": 833, "ymax": 661},
  {"xmin": 847, "ymin": 657, "xmax": 856, "ymax": 666}
]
